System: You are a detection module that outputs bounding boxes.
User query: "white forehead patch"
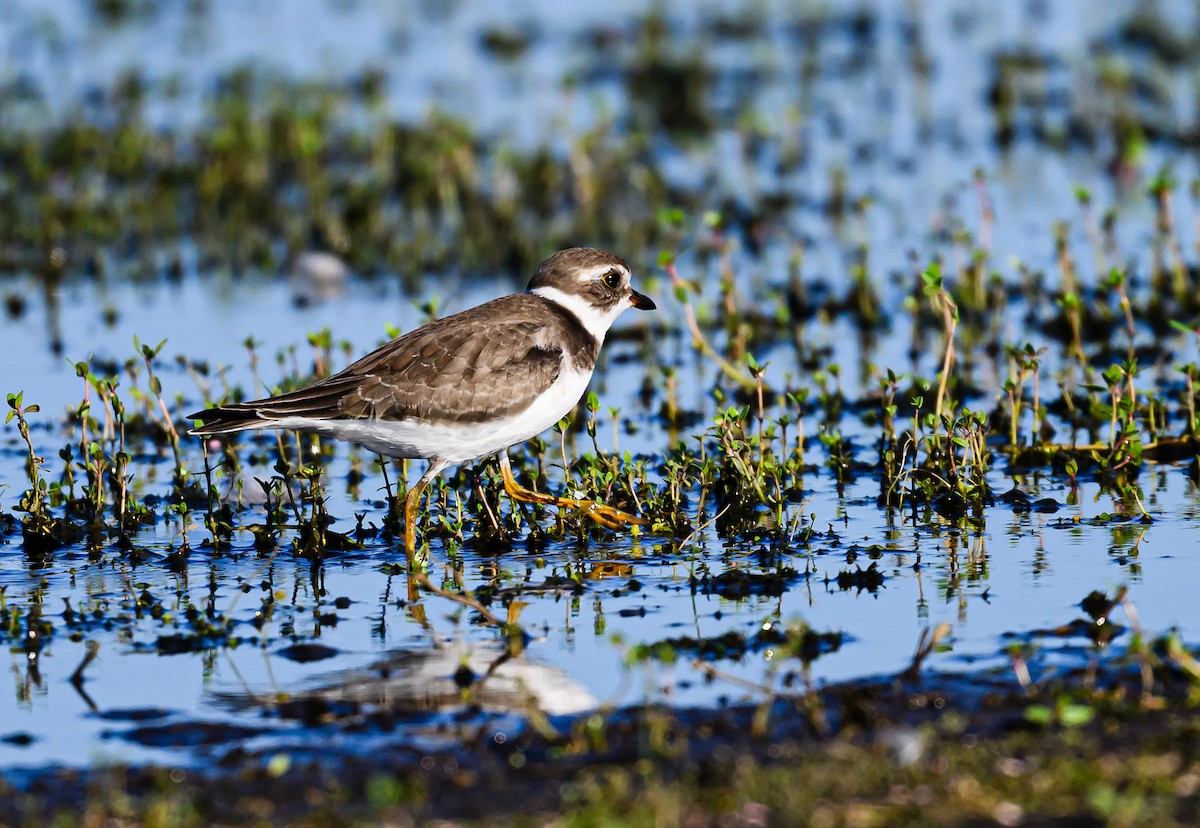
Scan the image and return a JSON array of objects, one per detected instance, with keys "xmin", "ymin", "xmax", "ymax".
[{"xmin": 577, "ymin": 263, "xmax": 629, "ymax": 283}]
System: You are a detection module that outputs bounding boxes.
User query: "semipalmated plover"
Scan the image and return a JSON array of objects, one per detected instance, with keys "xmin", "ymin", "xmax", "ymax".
[{"xmin": 189, "ymin": 247, "xmax": 656, "ymax": 557}]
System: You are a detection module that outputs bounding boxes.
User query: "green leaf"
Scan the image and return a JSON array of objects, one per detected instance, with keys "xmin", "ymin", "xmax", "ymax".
[
  {"xmin": 657, "ymin": 207, "xmax": 685, "ymax": 228},
  {"xmin": 1059, "ymin": 703, "xmax": 1094, "ymax": 728},
  {"xmin": 1024, "ymin": 704, "xmax": 1053, "ymax": 726}
]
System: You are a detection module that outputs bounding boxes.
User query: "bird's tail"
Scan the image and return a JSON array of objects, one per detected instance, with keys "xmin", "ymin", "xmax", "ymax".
[
  {"xmin": 187, "ymin": 376, "xmax": 358, "ymax": 436},
  {"xmin": 187, "ymin": 406, "xmax": 272, "ymax": 436}
]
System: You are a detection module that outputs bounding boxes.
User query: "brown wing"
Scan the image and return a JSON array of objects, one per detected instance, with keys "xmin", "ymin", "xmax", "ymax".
[{"xmin": 189, "ymin": 295, "xmax": 569, "ymax": 433}]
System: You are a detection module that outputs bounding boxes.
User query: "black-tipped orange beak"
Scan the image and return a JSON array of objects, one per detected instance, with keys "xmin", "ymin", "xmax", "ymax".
[{"xmin": 630, "ymin": 289, "xmax": 656, "ymax": 311}]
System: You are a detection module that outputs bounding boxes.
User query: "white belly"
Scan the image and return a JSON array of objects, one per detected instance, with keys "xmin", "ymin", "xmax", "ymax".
[{"xmin": 267, "ymin": 368, "xmax": 593, "ymax": 464}]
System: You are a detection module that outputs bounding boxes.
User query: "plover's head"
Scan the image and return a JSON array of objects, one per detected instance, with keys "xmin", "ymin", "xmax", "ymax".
[{"xmin": 527, "ymin": 247, "xmax": 656, "ymax": 340}]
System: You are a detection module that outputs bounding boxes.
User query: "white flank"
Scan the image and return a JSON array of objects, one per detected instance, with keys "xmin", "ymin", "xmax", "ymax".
[
  {"xmin": 531, "ymin": 285, "xmax": 629, "ymax": 343},
  {"xmin": 263, "ymin": 366, "xmax": 594, "ymax": 464}
]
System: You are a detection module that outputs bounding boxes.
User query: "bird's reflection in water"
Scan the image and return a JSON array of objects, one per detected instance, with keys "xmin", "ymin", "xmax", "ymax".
[{"xmin": 215, "ymin": 640, "xmax": 597, "ymax": 722}]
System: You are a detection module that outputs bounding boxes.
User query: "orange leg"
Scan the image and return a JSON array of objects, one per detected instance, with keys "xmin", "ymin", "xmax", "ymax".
[
  {"xmin": 404, "ymin": 458, "xmax": 449, "ymax": 561},
  {"xmin": 498, "ymin": 453, "xmax": 646, "ymax": 530}
]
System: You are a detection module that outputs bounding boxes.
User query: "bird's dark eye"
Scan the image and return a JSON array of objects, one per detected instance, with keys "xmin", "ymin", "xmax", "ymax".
[{"xmin": 602, "ymin": 270, "xmax": 622, "ymax": 289}]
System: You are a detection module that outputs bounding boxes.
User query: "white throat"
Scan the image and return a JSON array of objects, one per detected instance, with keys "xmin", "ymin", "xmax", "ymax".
[{"xmin": 531, "ymin": 286, "xmax": 627, "ymax": 343}]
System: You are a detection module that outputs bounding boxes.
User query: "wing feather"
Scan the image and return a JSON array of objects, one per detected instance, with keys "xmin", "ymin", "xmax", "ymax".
[{"xmin": 189, "ymin": 295, "xmax": 571, "ymax": 434}]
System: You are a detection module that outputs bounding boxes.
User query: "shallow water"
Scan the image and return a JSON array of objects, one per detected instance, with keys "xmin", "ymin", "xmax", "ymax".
[
  {"xmin": 2, "ymin": 271, "xmax": 1196, "ymax": 771},
  {"xmin": 3, "ymin": 0, "xmax": 1200, "ymax": 774}
]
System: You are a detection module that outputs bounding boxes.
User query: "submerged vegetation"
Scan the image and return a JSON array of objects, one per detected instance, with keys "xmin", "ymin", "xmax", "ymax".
[
  {"xmin": 4, "ymin": 171, "xmax": 1197, "ymax": 568},
  {"xmin": 5, "ymin": 590, "xmax": 1200, "ymax": 825}
]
